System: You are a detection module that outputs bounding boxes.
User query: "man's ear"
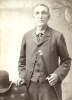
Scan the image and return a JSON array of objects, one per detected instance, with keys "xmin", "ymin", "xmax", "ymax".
[{"xmin": 48, "ymin": 14, "xmax": 50, "ymax": 20}]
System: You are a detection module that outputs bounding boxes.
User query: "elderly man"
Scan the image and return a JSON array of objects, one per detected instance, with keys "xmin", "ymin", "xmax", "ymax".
[{"xmin": 16, "ymin": 4, "xmax": 71, "ymax": 100}]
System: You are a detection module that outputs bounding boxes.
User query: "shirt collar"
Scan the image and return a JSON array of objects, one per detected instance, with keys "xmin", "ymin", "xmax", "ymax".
[{"xmin": 36, "ymin": 26, "xmax": 48, "ymax": 35}]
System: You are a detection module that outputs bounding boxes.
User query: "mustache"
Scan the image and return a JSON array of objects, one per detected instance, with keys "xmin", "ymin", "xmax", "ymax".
[{"xmin": 38, "ymin": 20, "xmax": 44, "ymax": 22}]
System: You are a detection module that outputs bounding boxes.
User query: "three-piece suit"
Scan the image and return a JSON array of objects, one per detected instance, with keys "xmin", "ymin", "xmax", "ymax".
[{"xmin": 18, "ymin": 26, "xmax": 71, "ymax": 100}]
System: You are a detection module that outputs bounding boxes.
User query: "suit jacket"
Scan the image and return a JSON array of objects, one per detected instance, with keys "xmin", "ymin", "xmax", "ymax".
[{"xmin": 18, "ymin": 26, "xmax": 71, "ymax": 100}]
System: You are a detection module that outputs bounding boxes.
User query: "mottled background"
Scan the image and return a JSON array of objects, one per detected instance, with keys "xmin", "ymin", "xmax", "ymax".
[{"xmin": 0, "ymin": 0, "xmax": 72, "ymax": 100}]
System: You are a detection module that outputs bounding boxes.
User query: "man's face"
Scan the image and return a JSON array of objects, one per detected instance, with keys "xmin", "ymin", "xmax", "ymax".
[{"xmin": 33, "ymin": 5, "xmax": 50, "ymax": 26}]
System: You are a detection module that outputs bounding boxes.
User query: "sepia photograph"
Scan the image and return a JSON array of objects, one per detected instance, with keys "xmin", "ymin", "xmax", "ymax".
[{"xmin": 0, "ymin": 0, "xmax": 72, "ymax": 100}]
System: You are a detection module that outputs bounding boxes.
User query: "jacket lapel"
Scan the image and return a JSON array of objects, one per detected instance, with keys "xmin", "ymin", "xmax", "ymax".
[
  {"xmin": 31, "ymin": 28, "xmax": 38, "ymax": 45},
  {"xmin": 31, "ymin": 26, "xmax": 51, "ymax": 45},
  {"xmin": 38, "ymin": 27, "xmax": 51, "ymax": 45}
]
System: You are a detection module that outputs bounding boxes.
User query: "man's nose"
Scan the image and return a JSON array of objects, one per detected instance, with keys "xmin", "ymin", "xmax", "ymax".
[{"xmin": 38, "ymin": 14, "xmax": 42, "ymax": 18}]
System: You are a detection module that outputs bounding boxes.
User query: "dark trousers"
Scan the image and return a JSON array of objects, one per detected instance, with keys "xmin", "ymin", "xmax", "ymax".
[{"xmin": 28, "ymin": 81, "xmax": 57, "ymax": 100}]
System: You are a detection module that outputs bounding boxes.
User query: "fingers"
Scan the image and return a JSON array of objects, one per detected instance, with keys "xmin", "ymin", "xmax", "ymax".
[
  {"xmin": 18, "ymin": 79, "xmax": 25, "ymax": 86},
  {"xmin": 46, "ymin": 73, "xmax": 58, "ymax": 86},
  {"xmin": 14, "ymin": 80, "xmax": 19, "ymax": 86},
  {"xmin": 15, "ymin": 80, "xmax": 20, "ymax": 87},
  {"xmin": 15, "ymin": 78, "xmax": 25, "ymax": 87},
  {"xmin": 48, "ymin": 76, "xmax": 58, "ymax": 84},
  {"xmin": 49, "ymin": 78, "xmax": 58, "ymax": 86}
]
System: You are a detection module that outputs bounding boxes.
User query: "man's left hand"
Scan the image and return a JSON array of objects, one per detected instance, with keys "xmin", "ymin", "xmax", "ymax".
[{"xmin": 46, "ymin": 73, "xmax": 59, "ymax": 86}]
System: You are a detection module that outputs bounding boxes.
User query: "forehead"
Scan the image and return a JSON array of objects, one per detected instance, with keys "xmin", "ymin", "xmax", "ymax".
[{"xmin": 33, "ymin": 5, "xmax": 49, "ymax": 13}]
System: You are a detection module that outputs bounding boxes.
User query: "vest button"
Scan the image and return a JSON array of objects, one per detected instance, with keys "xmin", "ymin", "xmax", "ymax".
[
  {"xmin": 37, "ymin": 73, "xmax": 40, "ymax": 76},
  {"xmin": 20, "ymin": 93, "xmax": 25, "ymax": 97},
  {"xmin": 37, "ymin": 64, "xmax": 40, "ymax": 67}
]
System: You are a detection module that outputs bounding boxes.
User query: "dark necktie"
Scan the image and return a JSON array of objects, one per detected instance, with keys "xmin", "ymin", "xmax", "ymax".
[{"xmin": 37, "ymin": 33, "xmax": 43, "ymax": 42}]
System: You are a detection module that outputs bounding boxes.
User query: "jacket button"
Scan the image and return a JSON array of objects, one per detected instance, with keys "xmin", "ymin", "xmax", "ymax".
[{"xmin": 20, "ymin": 93, "xmax": 25, "ymax": 97}]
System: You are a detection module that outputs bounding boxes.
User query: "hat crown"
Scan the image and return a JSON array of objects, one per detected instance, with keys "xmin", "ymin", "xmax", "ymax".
[{"xmin": 0, "ymin": 71, "xmax": 9, "ymax": 89}]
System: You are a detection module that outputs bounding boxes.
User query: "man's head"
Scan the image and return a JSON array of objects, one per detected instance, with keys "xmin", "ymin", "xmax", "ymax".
[{"xmin": 33, "ymin": 4, "xmax": 50, "ymax": 27}]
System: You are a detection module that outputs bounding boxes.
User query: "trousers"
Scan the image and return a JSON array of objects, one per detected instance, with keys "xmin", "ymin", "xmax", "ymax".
[{"xmin": 28, "ymin": 81, "xmax": 57, "ymax": 100}]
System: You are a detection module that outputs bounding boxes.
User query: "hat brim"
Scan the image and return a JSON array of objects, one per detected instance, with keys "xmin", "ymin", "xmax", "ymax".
[{"xmin": 0, "ymin": 81, "xmax": 12, "ymax": 93}]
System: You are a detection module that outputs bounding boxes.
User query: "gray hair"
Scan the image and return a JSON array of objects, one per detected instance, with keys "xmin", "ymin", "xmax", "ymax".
[{"xmin": 33, "ymin": 3, "xmax": 50, "ymax": 17}]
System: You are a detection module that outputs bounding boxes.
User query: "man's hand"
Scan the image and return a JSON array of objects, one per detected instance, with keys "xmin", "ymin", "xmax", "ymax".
[
  {"xmin": 15, "ymin": 78, "xmax": 25, "ymax": 87},
  {"xmin": 46, "ymin": 73, "xmax": 59, "ymax": 86}
]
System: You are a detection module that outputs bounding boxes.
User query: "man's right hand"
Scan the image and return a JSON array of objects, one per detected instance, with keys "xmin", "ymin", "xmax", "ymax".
[{"xmin": 15, "ymin": 78, "xmax": 25, "ymax": 87}]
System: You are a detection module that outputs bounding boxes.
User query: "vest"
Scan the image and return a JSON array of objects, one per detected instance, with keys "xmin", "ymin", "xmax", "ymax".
[{"xmin": 31, "ymin": 54, "xmax": 48, "ymax": 82}]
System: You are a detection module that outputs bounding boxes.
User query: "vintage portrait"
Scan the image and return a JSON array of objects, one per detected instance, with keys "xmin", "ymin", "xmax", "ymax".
[{"xmin": 0, "ymin": 0, "xmax": 72, "ymax": 100}]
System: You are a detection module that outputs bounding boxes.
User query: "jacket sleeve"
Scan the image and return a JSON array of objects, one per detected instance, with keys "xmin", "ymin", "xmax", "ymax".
[
  {"xmin": 54, "ymin": 33, "xmax": 71, "ymax": 82},
  {"xmin": 18, "ymin": 34, "xmax": 26, "ymax": 79}
]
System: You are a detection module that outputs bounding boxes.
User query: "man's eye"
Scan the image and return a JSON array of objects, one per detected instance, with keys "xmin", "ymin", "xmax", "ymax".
[
  {"xmin": 42, "ymin": 11, "xmax": 48, "ymax": 14},
  {"xmin": 35, "ymin": 11, "xmax": 39, "ymax": 14}
]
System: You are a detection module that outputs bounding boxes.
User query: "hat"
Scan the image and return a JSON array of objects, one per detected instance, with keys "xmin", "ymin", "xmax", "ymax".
[{"xmin": 0, "ymin": 70, "xmax": 12, "ymax": 93}]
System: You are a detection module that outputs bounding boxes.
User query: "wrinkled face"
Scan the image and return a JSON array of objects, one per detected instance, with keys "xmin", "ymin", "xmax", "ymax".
[{"xmin": 33, "ymin": 5, "xmax": 50, "ymax": 26}]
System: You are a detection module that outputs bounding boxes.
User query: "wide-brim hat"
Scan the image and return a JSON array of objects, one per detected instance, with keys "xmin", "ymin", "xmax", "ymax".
[{"xmin": 0, "ymin": 70, "xmax": 12, "ymax": 93}]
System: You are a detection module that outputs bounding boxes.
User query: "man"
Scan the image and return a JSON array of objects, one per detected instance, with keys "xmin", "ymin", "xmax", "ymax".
[{"xmin": 16, "ymin": 4, "xmax": 71, "ymax": 100}]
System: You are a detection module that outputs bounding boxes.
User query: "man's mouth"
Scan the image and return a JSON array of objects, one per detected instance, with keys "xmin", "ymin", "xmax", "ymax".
[{"xmin": 38, "ymin": 20, "xmax": 44, "ymax": 22}]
